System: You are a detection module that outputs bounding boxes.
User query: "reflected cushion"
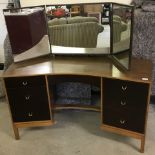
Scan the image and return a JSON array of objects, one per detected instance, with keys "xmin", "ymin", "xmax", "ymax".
[
  {"xmin": 67, "ymin": 16, "xmax": 98, "ymax": 24},
  {"xmin": 48, "ymin": 18, "xmax": 67, "ymax": 26}
]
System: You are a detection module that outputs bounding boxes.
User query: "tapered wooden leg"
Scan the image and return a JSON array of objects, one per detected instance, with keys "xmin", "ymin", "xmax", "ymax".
[
  {"xmin": 140, "ymin": 136, "xmax": 145, "ymax": 153},
  {"xmin": 13, "ymin": 124, "xmax": 20, "ymax": 140}
]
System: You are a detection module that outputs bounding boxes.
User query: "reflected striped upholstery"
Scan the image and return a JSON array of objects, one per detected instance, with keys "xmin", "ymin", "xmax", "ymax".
[
  {"xmin": 113, "ymin": 15, "xmax": 127, "ymax": 43},
  {"xmin": 48, "ymin": 16, "xmax": 104, "ymax": 48},
  {"xmin": 49, "ymin": 22, "xmax": 102, "ymax": 48}
]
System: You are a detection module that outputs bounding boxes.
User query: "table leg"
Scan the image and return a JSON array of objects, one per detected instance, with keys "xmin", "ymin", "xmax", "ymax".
[
  {"xmin": 13, "ymin": 124, "xmax": 20, "ymax": 140},
  {"xmin": 140, "ymin": 136, "xmax": 145, "ymax": 153}
]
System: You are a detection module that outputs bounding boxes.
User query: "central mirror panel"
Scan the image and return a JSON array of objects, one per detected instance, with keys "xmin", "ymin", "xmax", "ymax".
[{"xmin": 46, "ymin": 3, "xmax": 111, "ymax": 54}]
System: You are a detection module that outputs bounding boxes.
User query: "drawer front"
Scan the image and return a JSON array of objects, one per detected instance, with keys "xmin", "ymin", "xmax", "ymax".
[
  {"xmin": 103, "ymin": 98, "xmax": 146, "ymax": 111},
  {"xmin": 6, "ymin": 87, "xmax": 51, "ymax": 122},
  {"xmin": 10, "ymin": 103, "xmax": 51, "ymax": 122},
  {"xmin": 103, "ymin": 78, "xmax": 149, "ymax": 107},
  {"xmin": 103, "ymin": 108, "xmax": 145, "ymax": 133},
  {"xmin": 4, "ymin": 76, "xmax": 46, "ymax": 89},
  {"xmin": 6, "ymin": 87, "xmax": 48, "ymax": 105}
]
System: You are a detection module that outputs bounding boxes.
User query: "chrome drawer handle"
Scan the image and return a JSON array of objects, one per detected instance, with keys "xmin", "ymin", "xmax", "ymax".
[
  {"xmin": 28, "ymin": 112, "xmax": 33, "ymax": 117},
  {"xmin": 121, "ymin": 101, "xmax": 126, "ymax": 106},
  {"xmin": 22, "ymin": 81, "xmax": 28, "ymax": 86},
  {"xmin": 25, "ymin": 95, "xmax": 30, "ymax": 100},
  {"xmin": 120, "ymin": 120, "xmax": 126, "ymax": 124},
  {"xmin": 122, "ymin": 86, "xmax": 127, "ymax": 91}
]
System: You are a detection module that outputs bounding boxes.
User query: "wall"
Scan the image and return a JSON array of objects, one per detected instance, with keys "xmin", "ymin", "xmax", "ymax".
[
  {"xmin": 0, "ymin": 0, "xmax": 8, "ymax": 63},
  {"xmin": 20, "ymin": 0, "xmax": 132, "ymax": 6}
]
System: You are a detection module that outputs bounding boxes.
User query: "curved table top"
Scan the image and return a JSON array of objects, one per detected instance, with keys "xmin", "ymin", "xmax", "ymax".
[{"xmin": 1, "ymin": 55, "xmax": 152, "ymax": 84}]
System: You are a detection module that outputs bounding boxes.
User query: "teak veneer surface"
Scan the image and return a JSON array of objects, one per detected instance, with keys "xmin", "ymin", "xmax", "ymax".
[
  {"xmin": 2, "ymin": 56, "xmax": 152, "ymax": 84},
  {"xmin": 1, "ymin": 55, "xmax": 152, "ymax": 152}
]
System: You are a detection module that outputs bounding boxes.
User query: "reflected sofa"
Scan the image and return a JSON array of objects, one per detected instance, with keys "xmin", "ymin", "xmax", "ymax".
[
  {"xmin": 48, "ymin": 16, "xmax": 104, "ymax": 48},
  {"xmin": 113, "ymin": 15, "xmax": 128, "ymax": 43}
]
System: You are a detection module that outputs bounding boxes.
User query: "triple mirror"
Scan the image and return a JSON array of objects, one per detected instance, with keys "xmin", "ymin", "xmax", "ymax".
[{"xmin": 3, "ymin": 2, "xmax": 134, "ymax": 70}]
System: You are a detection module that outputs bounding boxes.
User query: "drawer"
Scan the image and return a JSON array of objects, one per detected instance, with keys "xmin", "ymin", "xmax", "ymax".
[
  {"xmin": 103, "ymin": 108, "xmax": 146, "ymax": 133},
  {"xmin": 6, "ymin": 87, "xmax": 51, "ymax": 122},
  {"xmin": 6, "ymin": 87, "xmax": 48, "ymax": 105},
  {"xmin": 11, "ymin": 103, "xmax": 51, "ymax": 122},
  {"xmin": 103, "ymin": 78, "xmax": 149, "ymax": 107},
  {"xmin": 4, "ymin": 76, "xmax": 46, "ymax": 89},
  {"xmin": 103, "ymin": 97, "xmax": 147, "ymax": 110}
]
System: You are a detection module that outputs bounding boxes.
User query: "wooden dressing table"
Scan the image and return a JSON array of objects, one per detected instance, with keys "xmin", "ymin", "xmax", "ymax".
[{"xmin": 1, "ymin": 55, "xmax": 152, "ymax": 153}]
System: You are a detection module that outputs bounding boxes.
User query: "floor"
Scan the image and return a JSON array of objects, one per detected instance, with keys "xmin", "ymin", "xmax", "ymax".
[
  {"xmin": 0, "ymin": 98, "xmax": 155, "ymax": 155},
  {"xmin": 97, "ymin": 24, "xmax": 110, "ymax": 48}
]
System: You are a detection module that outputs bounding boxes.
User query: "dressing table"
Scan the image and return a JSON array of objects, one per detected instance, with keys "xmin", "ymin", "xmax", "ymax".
[
  {"xmin": 2, "ymin": 2, "xmax": 152, "ymax": 153},
  {"xmin": 1, "ymin": 55, "xmax": 152, "ymax": 153}
]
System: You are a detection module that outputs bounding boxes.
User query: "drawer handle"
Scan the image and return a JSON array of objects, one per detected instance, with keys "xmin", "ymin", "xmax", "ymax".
[
  {"xmin": 28, "ymin": 112, "xmax": 33, "ymax": 117},
  {"xmin": 121, "ymin": 101, "xmax": 126, "ymax": 106},
  {"xmin": 122, "ymin": 86, "xmax": 127, "ymax": 91},
  {"xmin": 120, "ymin": 120, "xmax": 126, "ymax": 124},
  {"xmin": 25, "ymin": 95, "xmax": 30, "ymax": 100},
  {"xmin": 22, "ymin": 81, "xmax": 28, "ymax": 86}
]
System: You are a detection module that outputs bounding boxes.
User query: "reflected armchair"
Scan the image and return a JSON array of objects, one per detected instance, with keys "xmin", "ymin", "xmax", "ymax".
[{"xmin": 113, "ymin": 15, "xmax": 127, "ymax": 43}]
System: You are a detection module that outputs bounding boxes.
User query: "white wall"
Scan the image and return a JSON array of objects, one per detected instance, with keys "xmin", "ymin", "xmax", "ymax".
[
  {"xmin": 21, "ymin": 0, "xmax": 132, "ymax": 7},
  {"xmin": 0, "ymin": 0, "xmax": 8, "ymax": 62}
]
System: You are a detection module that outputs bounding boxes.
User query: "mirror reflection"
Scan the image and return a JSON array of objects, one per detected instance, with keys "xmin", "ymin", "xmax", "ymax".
[
  {"xmin": 46, "ymin": 3, "xmax": 111, "ymax": 54},
  {"xmin": 3, "ymin": 3, "xmax": 133, "ymax": 70},
  {"xmin": 112, "ymin": 4, "xmax": 133, "ymax": 69},
  {"xmin": 112, "ymin": 4, "xmax": 132, "ymax": 53}
]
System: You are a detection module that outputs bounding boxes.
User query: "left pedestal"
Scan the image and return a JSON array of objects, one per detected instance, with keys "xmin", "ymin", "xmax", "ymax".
[{"xmin": 3, "ymin": 75, "xmax": 54, "ymax": 139}]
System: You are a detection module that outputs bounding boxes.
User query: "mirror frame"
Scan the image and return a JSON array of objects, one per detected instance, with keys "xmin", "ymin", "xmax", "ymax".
[
  {"xmin": 3, "ymin": 3, "xmax": 134, "ymax": 70},
  {"xmin": 110, "ymin": 3, "xmax": 134, "ymax": 70}
]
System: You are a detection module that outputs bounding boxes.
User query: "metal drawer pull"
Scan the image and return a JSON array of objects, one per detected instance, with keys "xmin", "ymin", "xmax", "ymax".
[
  {"xmin": 28, "ymin": 112, "xmax": 33, "ymax": 117},
  {"xmin": 22, "ymin": 81, "xmax": 28, "ymax": 86},
  {"xmin": 120, "ymin": 120, "xmax": 126, "ymax": 124},
  {"xmin": 25, "ymin": 95, "xmax": 30, "ymax": 100},
  {"xmin": 122, "ymin": 86, "xmax": 127, "ymax": 91},
  {"xmin": 121, "ymin": 101, "xmax": 126, "ymax": 106}
]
